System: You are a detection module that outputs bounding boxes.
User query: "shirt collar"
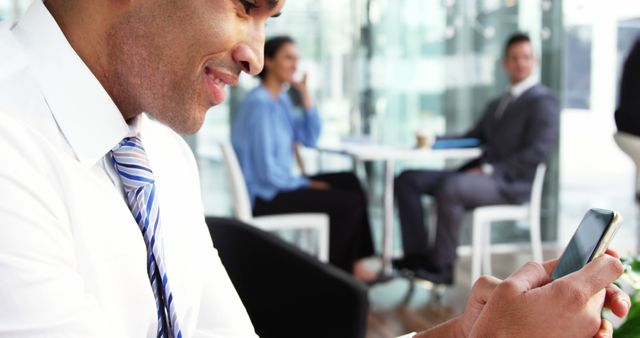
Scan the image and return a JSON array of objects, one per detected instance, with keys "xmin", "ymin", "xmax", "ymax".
[
  {"xmin": 12, "ymin": 1, "xmax": 130, "ymax": 167},
  {"xmin": 258, "ymin": 83, "xmax": 288, "ymax": 101},
  {"xmin": 510, "ymin": 75, "xmax": 538, "ymax": 99}
]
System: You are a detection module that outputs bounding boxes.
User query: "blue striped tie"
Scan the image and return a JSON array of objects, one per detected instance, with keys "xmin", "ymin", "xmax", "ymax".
[{"xmin": 111, "ymin": 136, "xmax": 183, "ymax": 338}]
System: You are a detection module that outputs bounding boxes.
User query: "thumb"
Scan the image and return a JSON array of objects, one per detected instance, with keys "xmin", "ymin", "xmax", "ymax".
[
  {"xmin": 560, "ymin": 255, "xmax": 623, "ymax": 300},
  {"xmin": 505, "ymin": 262, "xmax": 551, "ymax": 292}
]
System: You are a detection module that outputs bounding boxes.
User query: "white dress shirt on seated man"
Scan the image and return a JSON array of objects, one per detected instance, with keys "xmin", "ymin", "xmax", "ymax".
[{"xmin": 0, "ymin": 2, "xmax": 257, "ymax": 337}]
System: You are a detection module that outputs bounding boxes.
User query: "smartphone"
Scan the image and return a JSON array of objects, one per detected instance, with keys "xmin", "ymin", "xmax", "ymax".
[{"xmin": 551, "ymin": 208, "xmax": 622, "ymax": 280}]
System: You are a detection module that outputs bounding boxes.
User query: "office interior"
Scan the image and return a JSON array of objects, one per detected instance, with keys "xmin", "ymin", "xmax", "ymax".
[{"xmin": 3, "ymin": 0, "xmax": 640, "ymax": 336}]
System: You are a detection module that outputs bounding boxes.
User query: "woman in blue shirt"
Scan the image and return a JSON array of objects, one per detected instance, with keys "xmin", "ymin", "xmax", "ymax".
[{"xmin": 232, "ymin": 36, "xmax": 376, "ymax": 282}]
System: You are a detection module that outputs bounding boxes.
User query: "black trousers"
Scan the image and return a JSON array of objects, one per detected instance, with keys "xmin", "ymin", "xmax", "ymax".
[
  {"xmin": 395, "ymin": 170, "xmax": 513, "ymax": 268},
  {"xmin": 254, "ymin": 172, "xmax": 374, "ymax": 273}
]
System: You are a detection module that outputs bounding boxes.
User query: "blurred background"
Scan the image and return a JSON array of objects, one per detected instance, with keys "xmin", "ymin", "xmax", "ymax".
[{"xmin": 4, "ymin": 0, "xmax": 640, "ymax": 335}]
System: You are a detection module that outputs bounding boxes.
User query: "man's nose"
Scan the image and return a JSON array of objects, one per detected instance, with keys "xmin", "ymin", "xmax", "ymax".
[{"xmin": 233, "ymin": 21, "xmax": 267, "ymax": 76}]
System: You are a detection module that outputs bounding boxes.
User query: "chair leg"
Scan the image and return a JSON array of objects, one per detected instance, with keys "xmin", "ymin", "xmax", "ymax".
[
  {"xmin": 290, "ymin": 230, "xmax": 303, "ymax": 249},
  {"xmin": 306, "ymin": 228, "xmax": 315, "ymax": 256},
  {"xmin": 530, "ymin": 216, "xmax": 543, "ymax": 262},
  {"xmin": 482, "ymin": 221, "xmax": 492, "ymax": 277},
  {"xmin": 318, "ymin": 225, "xmax": 329, "ymax": 263},
  {"xmin": 471, "ymin": 214, "xmax": 483, "ymax": 285}
]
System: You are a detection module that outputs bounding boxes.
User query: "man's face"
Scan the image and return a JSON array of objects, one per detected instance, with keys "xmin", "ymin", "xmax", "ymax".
[
  {"xmin": 502, "ymin": 41, "xmax": 536, "ymax": 84},
  {"xmin": 106, "ymin": 0, "xmax": 285, "ymax": 134}
]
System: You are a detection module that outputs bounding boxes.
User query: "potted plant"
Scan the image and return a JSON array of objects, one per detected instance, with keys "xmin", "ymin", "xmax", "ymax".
[{"xmin": 614, "ymin": 257, "xmax": 640, "ymax": 337}]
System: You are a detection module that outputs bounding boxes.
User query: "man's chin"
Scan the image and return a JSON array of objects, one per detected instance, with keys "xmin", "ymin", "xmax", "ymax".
[{"xmin": 152, "ymin": 110, "xmax": 207, "ymax": 135}]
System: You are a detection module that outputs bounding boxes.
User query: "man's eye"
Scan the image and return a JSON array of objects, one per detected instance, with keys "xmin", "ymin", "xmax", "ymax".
[{"xmin": 239, "ymin": 0, "xmax": 258, "ymax": 14}]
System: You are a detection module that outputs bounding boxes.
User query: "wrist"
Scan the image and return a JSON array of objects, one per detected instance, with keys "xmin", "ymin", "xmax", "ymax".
[
  {"xmin": 299, "ymin": 91, "xmax": 313, "ymax": 109},
  {"xmin": 302, "ymin": 97, "xmax": 313, "ymax": 111},
  {"xmin": 415, "ymin": 316, "xmax": 466, "ymax": 338}
]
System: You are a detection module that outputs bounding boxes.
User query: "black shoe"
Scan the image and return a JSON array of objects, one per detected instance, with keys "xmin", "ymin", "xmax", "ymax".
[
  {"xmin": 392, "ymin": 254, "xmax": 430, "ymax": 271},
  {"xmin": 392, "ymin": 257, "xmax": 416, "ymax": 270},
  {"xmin": 412, "ymin": 265, "xmax": 454, "ymax": 285}
]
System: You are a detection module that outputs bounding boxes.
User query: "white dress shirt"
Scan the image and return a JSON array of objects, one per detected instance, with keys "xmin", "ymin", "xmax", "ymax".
[
  {"xmin": 0, "ymin": 2, "xmax": 258, "ymax": 337},
  {"xmin": 510, "ymin": 74, "xmax": 538, "ymax": 99}
]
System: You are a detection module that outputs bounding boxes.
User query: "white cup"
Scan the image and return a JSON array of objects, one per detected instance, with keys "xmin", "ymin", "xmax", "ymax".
[{"xmin": 415, "ymin": 128, "xmax": 433, "ymax": 149}]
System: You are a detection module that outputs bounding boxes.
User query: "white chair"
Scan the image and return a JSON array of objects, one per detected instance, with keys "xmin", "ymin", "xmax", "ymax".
[
  {"xmin": 219, "ymin": 142, "xmax": 330, "ymax": 262},
  {"xmin": 469, "ymin": 163, "xmax": 546, "ymax": 284}
]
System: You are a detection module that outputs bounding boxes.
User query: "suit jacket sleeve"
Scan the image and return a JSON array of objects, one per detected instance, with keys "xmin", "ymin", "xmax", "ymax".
[{"xmin": 492, "ymin": 94, "xmax": 560, "ymax": 181}]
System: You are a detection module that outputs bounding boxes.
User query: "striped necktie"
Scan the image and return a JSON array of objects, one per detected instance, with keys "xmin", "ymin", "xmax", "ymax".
[{"xmin": 111, "ymin": 136, "xmax": 183, "ymax": 338}]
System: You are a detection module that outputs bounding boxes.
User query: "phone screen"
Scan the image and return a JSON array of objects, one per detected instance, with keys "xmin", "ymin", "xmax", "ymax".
[{"xmin": 551, "ymin": 209, "xmax": 614, "ymax": 280}]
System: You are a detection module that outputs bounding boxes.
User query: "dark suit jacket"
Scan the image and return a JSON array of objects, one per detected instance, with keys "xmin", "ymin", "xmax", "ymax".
[
  {"xmin": 462, "ymin": 84, "xmax": 560, "ymax": 203},
  {"xmin": 615, "ymin": 37, "xmax": 640, "ymax": 136}
]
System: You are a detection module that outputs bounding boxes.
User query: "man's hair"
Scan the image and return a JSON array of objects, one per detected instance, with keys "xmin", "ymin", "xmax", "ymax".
[
  {"xmin": 503, "ymin": 33, "xmax": 531, "ymax": 58},
  {"xmin": 258, "ymin": 35, "xmax": 295, "ymax": 80}
]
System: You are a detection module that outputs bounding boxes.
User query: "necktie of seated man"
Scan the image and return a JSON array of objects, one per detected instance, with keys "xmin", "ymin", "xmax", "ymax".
[
  {"xmin": 494, "ymin": 93, "xmax": 514, "ymax": 120},
  {"xmin": 111, "ymin": 136, "xmax": 183, "ymax": 338}
]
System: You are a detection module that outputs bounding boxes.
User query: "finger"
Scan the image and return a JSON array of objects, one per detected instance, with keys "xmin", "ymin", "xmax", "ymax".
[
  {"xmin": 604, "ymin": 248, "xmax": 620, "ymax": 259},
  {"xmin": 604, "ymin": 284, "xmax": 631, "ymax": 318},
  {"xmin": 593, "ymin": 319, "xmax": 612, "ymax": 338},
  {"xmin": 561, "ymin": 255, "xmax": 624, "ymax": 299},
  {"xmin": 541, "ymin": 258, "xmax": 559, "ymax": 276},
  {"xmin": 506, "ymin": 262, "xmax": 551, "ymax": 291},
  {"xmin": 471, "ymin": 275, "xmax": 502, "ymax": 305}
]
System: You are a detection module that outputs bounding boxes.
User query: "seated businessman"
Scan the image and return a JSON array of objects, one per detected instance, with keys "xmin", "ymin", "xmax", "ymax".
[{"xmin": 394, "ymin": 33, "xmax": 560, "ymax": 284}]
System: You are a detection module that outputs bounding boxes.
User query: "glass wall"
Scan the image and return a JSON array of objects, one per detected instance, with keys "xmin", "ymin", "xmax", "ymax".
[
  {"xmin": 200, "ymin": 0, "xmax": 564, "ymax": 246},
  {"xmin": 3, "ymin": 0, "xmax": 591, "ymax": 248},
  {"xmin": 358, "ymin": 0, "xmax": 563, "ymax": 244},
  {"xmin": 0, "ymin": 0, "xmax": 29, "ymax": 20},
  {"xmin": 2, "ymin": 0, "xmax": 565, "ymax": 246},
  {"xmin": 558, "ymin": 0, "xmax": 640, "ymax": 254},
  {"xmin": 363, "ymin": 0, "xmax": 559, "ymax": 143}
]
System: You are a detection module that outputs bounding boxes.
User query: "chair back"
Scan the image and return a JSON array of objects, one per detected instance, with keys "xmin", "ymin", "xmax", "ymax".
[
  {"xmin": 528, "ymin": 163, "xmax": 547, "ymax": 219},
  {"xmin": 219, "ymin": 142, "xmax": 253, "ymax": 222},
  {"xmin": 206, "ymin": 217, "xmax": 369, "ymax": 338}
]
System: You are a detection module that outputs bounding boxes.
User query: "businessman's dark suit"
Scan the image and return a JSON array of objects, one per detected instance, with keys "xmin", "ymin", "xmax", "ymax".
[
  {"xmin": 616, "ymin": 38, "xmax": 640, "ymax": 136},
  {"xmin": 395, "ymin": 84, "xmax": 560, "ymax": 270}
]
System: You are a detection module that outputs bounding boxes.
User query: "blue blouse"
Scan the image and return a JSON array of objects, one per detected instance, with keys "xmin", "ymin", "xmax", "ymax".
[{"xmin": 231, "ymin": 85, "xmax": 321, "ymax": 205}]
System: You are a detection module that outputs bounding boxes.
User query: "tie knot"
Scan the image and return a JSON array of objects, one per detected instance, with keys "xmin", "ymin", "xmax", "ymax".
[{"xmin": 111, "ymin": 136, "xmax": 155, "ymax": 193}]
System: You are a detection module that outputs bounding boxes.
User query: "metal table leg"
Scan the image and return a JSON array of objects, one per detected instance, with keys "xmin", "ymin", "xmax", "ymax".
[{"xmin": 382, "ymin": 159, "xmax": 395, "ymax": 276}]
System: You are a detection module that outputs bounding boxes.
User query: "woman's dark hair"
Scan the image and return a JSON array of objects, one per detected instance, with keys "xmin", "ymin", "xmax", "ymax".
[
  {"xmin": 258, "ymin": 36, "xmax": 295, "ymax": 80},
  {"xmin": 503, "ymin": 33, "xmax": 531, "ymax": 58}
]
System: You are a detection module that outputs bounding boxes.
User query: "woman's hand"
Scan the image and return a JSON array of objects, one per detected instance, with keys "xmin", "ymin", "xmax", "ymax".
[{"xmin": 291, "ymin": 72, "xmax": 313, "ymax": 110}]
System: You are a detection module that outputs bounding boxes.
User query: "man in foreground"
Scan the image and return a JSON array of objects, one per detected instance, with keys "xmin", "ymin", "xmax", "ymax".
[
  {"xmin": 0, "ymin": 0, "xmax": 284, "ymax": 336},
  {"xmin": 0, "ymin": 1, "xmax": 629, "ymax": 337}
]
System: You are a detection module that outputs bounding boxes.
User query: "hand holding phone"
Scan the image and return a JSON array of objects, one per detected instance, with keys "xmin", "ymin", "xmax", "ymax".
[{"xmin": 551, "ymin": 208, "xmax": 622, "ymax": 280}]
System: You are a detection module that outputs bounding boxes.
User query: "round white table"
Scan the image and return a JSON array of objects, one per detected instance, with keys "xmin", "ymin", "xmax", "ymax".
[{"xmin": 316, "ymin": 142, "xmax": 482, "ymax": 276}]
